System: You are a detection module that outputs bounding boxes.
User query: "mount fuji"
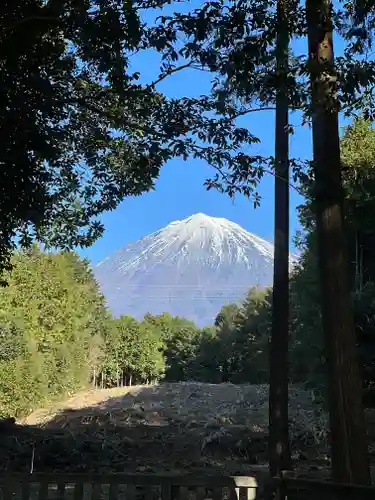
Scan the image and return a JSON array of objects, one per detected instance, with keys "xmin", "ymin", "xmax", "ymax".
[{"xmin": 94, "ymin": 213, "xmax": 298, "ymax": 326}]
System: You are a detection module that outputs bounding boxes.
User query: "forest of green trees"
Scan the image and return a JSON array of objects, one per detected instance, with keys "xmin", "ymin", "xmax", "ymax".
[{"xmin": 1, "ymin": 118, "xmax": 375, "ymax": 421}]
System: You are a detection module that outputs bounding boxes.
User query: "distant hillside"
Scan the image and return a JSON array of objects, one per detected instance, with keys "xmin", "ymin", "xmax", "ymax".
[{"xmin": 94, "ymin": 213, "xmax": 298, "ymax": 325}]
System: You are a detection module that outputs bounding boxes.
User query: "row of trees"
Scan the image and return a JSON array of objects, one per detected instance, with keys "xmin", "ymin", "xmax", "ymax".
[
  {"xmin": 0, "ymin": 247, "xmax": 239, "ymax": 416},
  {"xmin": 0, "ymin": 248, "xmax": 306, "ymax": 418}
]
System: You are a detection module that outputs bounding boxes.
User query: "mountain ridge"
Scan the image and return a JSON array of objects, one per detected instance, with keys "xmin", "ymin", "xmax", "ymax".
[{"xmin": 94, "ymin": 213, "xmax": 298, "ymax": 326}]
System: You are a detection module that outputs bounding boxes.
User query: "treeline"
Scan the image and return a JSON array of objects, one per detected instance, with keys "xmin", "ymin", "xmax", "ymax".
[
  {"xmin": 0, "ymin": 244, "xmax": 276, "ymax": 418},
  {"xmin": 0, "ymin": 246, "xmax": 223, "ymax": 416},
  {"xmin": 0, "ymin": 242, "xmax": 270, "ymax": 419}
]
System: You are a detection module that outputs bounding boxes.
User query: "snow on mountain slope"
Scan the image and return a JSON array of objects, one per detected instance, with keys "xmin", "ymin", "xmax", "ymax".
[{"xmin": 94, "ymin": 213, "xmax": 298, "ymax": 326}]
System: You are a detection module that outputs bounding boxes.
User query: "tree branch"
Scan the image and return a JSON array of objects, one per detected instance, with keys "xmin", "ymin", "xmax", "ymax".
[
  {"xmin": 150, "ymin": 62, "xmax": 201, "ymax": 87},
  {"xmin": 262, "ymin": 168, "xmax": 304, "ymax": 195},
  {"xmin": 208, "ymin": 161, "xmax": 304, "ymax": 196},
  {"xmin": 224, "ymin": 106, "xmax": 276, "ymax": 121}
]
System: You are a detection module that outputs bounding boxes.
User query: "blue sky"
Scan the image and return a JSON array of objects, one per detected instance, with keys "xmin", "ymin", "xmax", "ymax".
[{"xmin": 79, "ymin": 1, "xmax": 348, "ymax": 265}]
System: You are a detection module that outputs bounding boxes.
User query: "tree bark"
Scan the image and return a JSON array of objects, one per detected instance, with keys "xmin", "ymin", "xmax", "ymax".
[
  {"xmin": 306, "ymin": 0, "xmax": 370, "ymax": 484},
  {"xmin": 269, "ymin": 0, "xmax": 291, "ymax": 482}
]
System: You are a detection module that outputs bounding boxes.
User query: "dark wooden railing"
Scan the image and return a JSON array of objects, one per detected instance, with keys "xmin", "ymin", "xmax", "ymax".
[
  {"xmin": 1, "ymin": 472, "xmax": 375, "ymax": 500},
  {"xmin": 0, "ymin": 473, "xmax": 259, "ymax": 500}
]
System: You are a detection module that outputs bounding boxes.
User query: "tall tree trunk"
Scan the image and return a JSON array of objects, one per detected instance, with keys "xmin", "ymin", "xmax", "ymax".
[
  {"xmin": 306, "ymin": 0, "xmax": 370, "ymax": 484},
  {"xmin": 269, "ymin": 0, "xmax": 291, "ymax": 482}
]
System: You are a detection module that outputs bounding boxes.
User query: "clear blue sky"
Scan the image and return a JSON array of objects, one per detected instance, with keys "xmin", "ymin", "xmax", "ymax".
[{"xmin": 79, "ymin": 2, "xmax": 348, "ymax": 265}]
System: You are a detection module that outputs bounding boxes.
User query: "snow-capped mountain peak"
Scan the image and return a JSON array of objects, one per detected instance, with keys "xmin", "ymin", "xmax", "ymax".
[{"xmin": 94, "ymin": 214, "xmax": 297, "ymax": 326}]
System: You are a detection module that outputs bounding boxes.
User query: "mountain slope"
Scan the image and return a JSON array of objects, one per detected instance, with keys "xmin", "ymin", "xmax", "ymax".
[{"xmin": 94, "ymin": 213, "xmax": 297, "ymax": 326}]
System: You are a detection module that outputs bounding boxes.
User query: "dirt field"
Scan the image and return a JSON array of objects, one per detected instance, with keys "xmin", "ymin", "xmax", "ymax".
[{"xmin": 1, "ymin": 382, "xmax": 329, "ymax": 476}]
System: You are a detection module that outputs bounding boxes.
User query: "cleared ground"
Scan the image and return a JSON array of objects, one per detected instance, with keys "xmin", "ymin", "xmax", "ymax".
[{"xmin": 0, "ymin": 383, "xmax": 329, "ymax": 476}]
